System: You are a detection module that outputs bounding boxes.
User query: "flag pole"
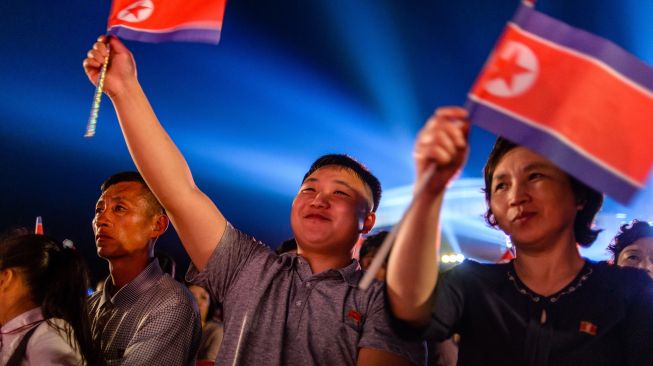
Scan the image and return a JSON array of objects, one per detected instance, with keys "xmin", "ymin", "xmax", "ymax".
[
  {"xmin": 84, "ymin": 42, "xmax": 111, "ymax": 138},
  {"xmin": 359, "ymin": 163, "xmax": 438, "ymax": 290}
]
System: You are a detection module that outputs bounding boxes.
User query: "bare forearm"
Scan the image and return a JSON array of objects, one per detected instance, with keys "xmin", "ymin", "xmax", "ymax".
[
  {"xmin": 111, "ymin": 81, "xmax": 194, "ymax": 205},
  {"xmin": 110, "ymin": 80, "xmax": 225, "ymax": 269},
  {"xmin": 387, "ymin": 191, "xmax": 443, "ymax": 326}
]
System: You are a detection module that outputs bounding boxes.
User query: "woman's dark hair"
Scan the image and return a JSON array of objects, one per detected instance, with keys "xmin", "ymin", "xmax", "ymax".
[
  {"xmin": 0, "ymin": 233, "xmax": 102, "ymax": 365},
  {"xmin": 482, "ymin": 137, "xmax": 603, "ymax": 247},
  {"xmin": 275, "ymin": 238, "xmax": 298, "ymax": 255},
  {"xmin": 359, "ymin": 230, "xmax": 390, "ymax": 260},
  {"xmin": 608, "ymin": 220, "xmax": 653, "ymax": 260}
]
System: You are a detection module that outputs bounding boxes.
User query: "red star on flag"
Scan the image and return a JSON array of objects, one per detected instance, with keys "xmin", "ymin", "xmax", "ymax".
[
  {"xmin": 107, "ymin": 0, "xmax": 227, "ymax": 44},
  {"xmin": 126, "ymin": 4, "xmax": 151, "ymax": 18},
  {"xmin": 486, "ymin": 51, "xmax": 532, "ymax": 91}
]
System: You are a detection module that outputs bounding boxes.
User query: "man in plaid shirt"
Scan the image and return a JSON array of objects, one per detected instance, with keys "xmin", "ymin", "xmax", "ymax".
[{"xmin": 89, "ymin": 172, "xmax": 201, "ymax": 365}]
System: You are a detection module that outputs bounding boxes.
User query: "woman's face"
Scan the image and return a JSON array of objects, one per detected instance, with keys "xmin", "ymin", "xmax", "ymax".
[
  {"xmin": 617, "ymin": 237, "xmax": 653, "ymax": 278},
  {"xmin": 189, "ymin": 285, "xmax": 210, "ymax": 322},
  {"xmin": 489, "ymin": 147, "xmax": 579, "ymax": 249}
]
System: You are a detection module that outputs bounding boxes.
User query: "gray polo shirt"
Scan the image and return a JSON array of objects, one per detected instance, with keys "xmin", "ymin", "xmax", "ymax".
[
  {"xmin": 89, "ymin": 259, "xmax": 202, "ymax": 366},
  {"xmin": 186, "ymin": 223, "xmax": 425, "ymax": 366}
]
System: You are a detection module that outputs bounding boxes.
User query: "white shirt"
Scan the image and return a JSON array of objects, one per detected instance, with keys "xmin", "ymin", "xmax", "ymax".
[{"xmin": 0, "ymin": 307, "xmax": 83, "ymax": 365}]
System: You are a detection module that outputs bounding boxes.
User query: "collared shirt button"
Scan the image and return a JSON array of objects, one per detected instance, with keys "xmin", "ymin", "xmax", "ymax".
[
  {"xmin": 295, "ymin": 301, "xmax": 302, "ymax": 307},
  {"xmin": 305, "ymin": 282, "xmax": 312, "ymax": 288}
]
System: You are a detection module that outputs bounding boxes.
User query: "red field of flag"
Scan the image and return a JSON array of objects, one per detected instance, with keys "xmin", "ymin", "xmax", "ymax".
[{"xmin": 107, "ymin": 0, "xmax": 227, "ymax": 44}]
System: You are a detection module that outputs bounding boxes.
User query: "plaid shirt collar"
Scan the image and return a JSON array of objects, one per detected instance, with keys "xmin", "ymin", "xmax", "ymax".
[{"xmin": 99, "ymin": 259, "xmax": 164, "ymax": 309}]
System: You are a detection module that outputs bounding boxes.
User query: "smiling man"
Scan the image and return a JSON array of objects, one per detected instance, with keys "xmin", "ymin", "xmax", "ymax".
[
  {"xmin": 83, "ymin": 36, "xmax": 424, "ymax": 366},
  {"xmin": 89, "ymin": 172, "xmax": 201, "ymax": 365}
]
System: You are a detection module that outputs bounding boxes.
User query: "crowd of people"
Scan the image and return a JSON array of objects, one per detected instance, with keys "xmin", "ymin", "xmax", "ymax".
[{"xmin": 0, "ymin": 35, "xmax": 652, "ymax": 365}]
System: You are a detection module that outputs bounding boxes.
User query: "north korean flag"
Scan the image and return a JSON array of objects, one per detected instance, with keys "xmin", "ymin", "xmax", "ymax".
[
  {"xmin": 467, "ymin": 3, "xmax": 653, "ymax": 204},
  {"xmin": 107, "ymin": 0, "xmax": 227, "ymax": 44}
]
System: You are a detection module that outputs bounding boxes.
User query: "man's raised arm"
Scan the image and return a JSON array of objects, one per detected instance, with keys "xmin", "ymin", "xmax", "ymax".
[
  {"xmin": 386, "ymin": 107, "xmax": 469, "ymax": 328},
  {"xmin": 83, "ymin": 36, "xmax": 224, "ymax": 270}
]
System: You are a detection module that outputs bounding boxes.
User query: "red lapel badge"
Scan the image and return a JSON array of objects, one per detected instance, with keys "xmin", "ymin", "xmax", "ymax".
[
  {"xmin": 579, "ymin": 321, "xmax": 598, "ymax": 336},
  {"xmin": 347, "ymin": 309, "xmax": 362, "ymax": 325}
]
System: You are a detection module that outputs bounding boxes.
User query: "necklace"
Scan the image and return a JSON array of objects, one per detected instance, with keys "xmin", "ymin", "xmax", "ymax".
[
  {"xmin": 507, "ymin": 264, "xmax": 593, "ymax": 304},
  {"xmin": 507, "ymin": 264, "xmax": 593, "ymax": 325}
]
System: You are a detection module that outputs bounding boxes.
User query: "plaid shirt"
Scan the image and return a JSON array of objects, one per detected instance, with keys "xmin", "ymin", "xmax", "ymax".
[{"xmin": 89, "ymin": 259, "xmax": 201, "ymax": 366}]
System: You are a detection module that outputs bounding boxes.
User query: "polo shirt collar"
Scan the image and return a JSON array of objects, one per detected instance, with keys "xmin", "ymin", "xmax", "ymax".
[
  {"xmin": 336, "ymin": 259, "xmax": 363, "ymax": 287},
  {"xmin": 289, "ymin": 254, "xmax": 362, "ymax": 287},
  {"xmin": 100, "ymin": 259, "xmax": 164, "ymax": 308}
]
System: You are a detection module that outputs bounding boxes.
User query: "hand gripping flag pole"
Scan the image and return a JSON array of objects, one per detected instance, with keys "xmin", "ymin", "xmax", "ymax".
[
  {"xmin": 84, "ymin": 0, "xmax": 227, "ymax": 137},
  {"xmin": 361, "ymin": 0, "xmax": 653, "ymax": 288},
  {"xmin": 359, "ymin": 113, "xmax": 468, "ymax": 290}
]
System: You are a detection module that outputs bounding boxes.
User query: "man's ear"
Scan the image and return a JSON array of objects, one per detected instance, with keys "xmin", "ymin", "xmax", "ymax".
[
  {"xmin": 152, "ymin": 214, "xmax": 170, "ymax": 238},
  {"xmin": 361, "ymin": 212, "xmax": 376, "ymax": 234}
]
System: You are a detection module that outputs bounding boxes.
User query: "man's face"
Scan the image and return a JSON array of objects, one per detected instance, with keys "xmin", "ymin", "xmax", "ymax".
[
  {"xmin": 290, "ymin": 165, "xmax": 375, "ymax": 255},
  {"xmin": 92, "ymin": 181, "xmax": 162, "ymax": 260}
]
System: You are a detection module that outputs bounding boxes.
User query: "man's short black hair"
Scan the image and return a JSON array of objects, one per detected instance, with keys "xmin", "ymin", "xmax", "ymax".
[
  {"xmin": 100, "ymin": 171, "xmax": 165, "ymax": 215},
  {"xmin": 101, "ymin": 171, "xmax": 146, "ymax": 192},
  {"xmin": 302, "ymin": 154, "xmax": 382, "ymax": 212}
]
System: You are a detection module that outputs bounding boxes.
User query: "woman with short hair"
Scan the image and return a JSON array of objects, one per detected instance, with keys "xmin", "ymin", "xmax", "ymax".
[
  {"xmin": 608, "ymin": 220, "xmax": 653, "ymax": 278},
  {"xmin": 387, "ymin": 107, "xmax": 653, "ymax": 365}
]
